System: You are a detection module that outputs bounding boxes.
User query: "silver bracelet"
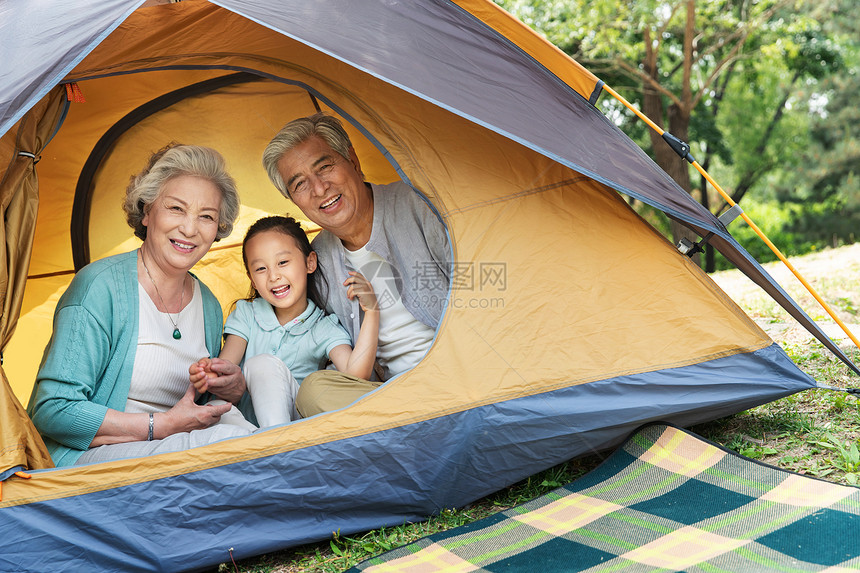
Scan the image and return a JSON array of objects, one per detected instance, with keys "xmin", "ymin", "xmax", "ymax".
[{"xmin": 148, "ymin": 412, "xmax": 154, "ymax": 441}]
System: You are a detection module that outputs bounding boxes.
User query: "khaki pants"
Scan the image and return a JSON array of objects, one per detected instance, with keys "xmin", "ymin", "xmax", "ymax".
[{"xmin": 296, "ymin": 370, "xmax": 383, "ymax": 417}]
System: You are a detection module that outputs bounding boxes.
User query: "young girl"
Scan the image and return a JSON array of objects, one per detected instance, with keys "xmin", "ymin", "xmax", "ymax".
[{"xmin": 190, "ymin": 215, "xmax": 378, "ymax": 427}]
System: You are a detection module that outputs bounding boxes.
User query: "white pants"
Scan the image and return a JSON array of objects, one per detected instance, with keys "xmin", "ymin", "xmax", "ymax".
[
  {"xmin": 75, "ymin": 408, "xmax": 256, "ymax": 465},
  {"xmin": 243, "ymin": 353, "xmax": 300, "ymax": 427},
  {"xmin": 75, "ymin": 354, "xmax": 297, "ymax": 465}
]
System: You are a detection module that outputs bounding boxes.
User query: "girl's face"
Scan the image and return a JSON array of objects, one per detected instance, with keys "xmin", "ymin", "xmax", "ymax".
[{"xmin": 244, "ymin": 229, "xmax": 317, "ymax": 324}]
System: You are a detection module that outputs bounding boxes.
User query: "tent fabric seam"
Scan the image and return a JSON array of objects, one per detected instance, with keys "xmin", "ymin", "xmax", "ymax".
[
  {"xmin": 0, "ymin": 2, "xmax": 147, "ymax": 139},
  {"xmin": 442, "ymin": 176, "xmax": 593, "ymax": 216},
  {"xmin": 445, "ymin": 0, "xmax": 599, "ymax": 108}
]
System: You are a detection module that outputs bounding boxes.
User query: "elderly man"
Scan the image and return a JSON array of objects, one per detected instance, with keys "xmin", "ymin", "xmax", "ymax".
[{"xmin": 262, "ymin": 112, "xmax": 450, "ymax": 416}]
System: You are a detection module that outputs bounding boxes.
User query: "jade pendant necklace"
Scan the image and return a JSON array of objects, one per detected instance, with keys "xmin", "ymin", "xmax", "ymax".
[{"xmin": 140, "ymin": 250, "xmax": 186, "ymax": 340}]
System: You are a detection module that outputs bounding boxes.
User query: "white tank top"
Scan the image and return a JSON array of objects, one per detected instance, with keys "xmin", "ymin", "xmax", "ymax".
[{"xmin": 125, "ymin": 279, "xmax": 209, "ymax": 413}]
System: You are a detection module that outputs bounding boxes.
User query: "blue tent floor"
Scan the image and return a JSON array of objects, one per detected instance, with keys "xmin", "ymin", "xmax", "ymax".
[{"xmin": 347, "ymin": 422, "xmax": 860, "ymax": 572}]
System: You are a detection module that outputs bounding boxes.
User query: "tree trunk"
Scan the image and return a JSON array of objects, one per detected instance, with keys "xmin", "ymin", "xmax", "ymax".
[
  {"xmin": 642, "ymin": 0, "xmax": 701, "ymax": 266},
  {"xmin": 665, "ymin": 104, "xmax": 700, "ymax": 266}
]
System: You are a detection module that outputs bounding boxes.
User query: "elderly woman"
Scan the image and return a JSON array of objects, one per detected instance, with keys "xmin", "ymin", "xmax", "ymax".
[{"xmin": 28, "ymin": 144, "xmax": 255, "ymax": 467}]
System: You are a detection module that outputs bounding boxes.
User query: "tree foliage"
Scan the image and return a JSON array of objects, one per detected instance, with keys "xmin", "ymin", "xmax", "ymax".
[
  {"xmin": 775, "ymin": 0, "xmax": 860, "ymax": 247},
  {"xmin": 496, "ymin": 0, "xmax": 851, "ymax": 270}
]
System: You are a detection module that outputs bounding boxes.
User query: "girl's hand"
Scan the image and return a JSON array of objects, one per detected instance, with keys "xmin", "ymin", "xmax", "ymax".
[
  {"xmin": 189, "ymin": 357, "xmax": 216, "ymax": 393},
  {"xmin": 344, "ymin": 271, "xmax": 378, "ymax": 313}
]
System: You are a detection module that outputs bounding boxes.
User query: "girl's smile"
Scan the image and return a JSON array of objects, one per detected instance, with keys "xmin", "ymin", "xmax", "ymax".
[
  {"xmin": 244, "ymin": 229, "xmax": 317, "ymax": 325},
  {"xmin": 271, "ymin": 284, "xmax": 291, "ymax": 298}
]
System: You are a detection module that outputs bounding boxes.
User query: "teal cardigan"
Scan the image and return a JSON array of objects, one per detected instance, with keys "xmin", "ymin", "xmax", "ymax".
[{"xmin": 27, "ymin": 250, "xmax": 226, "ymax": 467}]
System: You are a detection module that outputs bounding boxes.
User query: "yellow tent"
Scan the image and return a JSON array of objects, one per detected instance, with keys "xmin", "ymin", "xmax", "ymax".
[{"xmin": 0, "ymin": 1, "xmax": 822, "ymax": 570}]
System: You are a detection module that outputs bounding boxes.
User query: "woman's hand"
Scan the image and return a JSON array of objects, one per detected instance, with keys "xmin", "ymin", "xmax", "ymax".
[
  {"xmin": 89, "ymin": 383, "xmax": 232, "ymax": 446},
  {"xmin": 198, "ymin": 357, "xmax": 247, "ymax": 404},
  {"xmin": 157, "ymin": 383, "xmax": 233, "ymax": 437},
  {"xmin": 344, "ymin": 271, "xmax": 378, "ymax": 313}
]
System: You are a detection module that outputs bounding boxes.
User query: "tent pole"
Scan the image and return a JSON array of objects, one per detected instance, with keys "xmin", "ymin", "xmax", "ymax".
[{"xmin": 600, "ymin": 84, "xmax": 860, "ymax": 352}]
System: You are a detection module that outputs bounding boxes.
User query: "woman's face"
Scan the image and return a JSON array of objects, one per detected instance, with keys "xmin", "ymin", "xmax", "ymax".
[{"xmin": 142, "ymin": 174, "xmax": 222, "ymax": 274}]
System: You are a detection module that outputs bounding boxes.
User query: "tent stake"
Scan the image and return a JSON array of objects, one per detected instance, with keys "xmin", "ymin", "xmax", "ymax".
[{"xmin": 815, "ymin": 383, "xmax": 860, "ymax": 395}]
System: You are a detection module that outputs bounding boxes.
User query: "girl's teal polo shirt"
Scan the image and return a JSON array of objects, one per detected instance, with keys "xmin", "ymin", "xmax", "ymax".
[{"xmin": 224, "ymin": 298, "xmax": 351, "ymax": 384}]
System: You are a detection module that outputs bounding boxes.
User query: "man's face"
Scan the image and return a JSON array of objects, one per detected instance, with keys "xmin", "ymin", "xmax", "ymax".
[{"xmin": 276, "ymin": 136, "xmax": 372, "ymax": 246}]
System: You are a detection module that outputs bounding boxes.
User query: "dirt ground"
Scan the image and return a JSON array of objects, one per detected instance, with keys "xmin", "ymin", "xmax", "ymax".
[{"xmin": 711, "ymin": 242, "xmax": 860, "ymax": 349}]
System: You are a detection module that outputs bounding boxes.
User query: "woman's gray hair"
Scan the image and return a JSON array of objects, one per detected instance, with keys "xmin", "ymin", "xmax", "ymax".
[
  {"xmin": 262, "ymin": 112, "xmax": 353, "ymax": 199},
  {"xmin": 123, "ymin": 144, "xmax": 240, "ymax": 241}
]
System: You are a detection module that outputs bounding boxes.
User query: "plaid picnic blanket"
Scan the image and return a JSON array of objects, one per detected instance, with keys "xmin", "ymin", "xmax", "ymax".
[{"xmin": 348, "ymin": 423, "xmax": 860, "ymax": 572}]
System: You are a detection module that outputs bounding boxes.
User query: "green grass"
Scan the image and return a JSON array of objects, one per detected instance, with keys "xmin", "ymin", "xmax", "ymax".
[{"xmin": 219, "ymin": 244, "xmax": 860, "ymax": 573}]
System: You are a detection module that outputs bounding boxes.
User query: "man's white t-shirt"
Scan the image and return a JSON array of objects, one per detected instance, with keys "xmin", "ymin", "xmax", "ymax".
[{"xmin": 343, "ymin": 246, "xmax": 435, "ymax": 379}]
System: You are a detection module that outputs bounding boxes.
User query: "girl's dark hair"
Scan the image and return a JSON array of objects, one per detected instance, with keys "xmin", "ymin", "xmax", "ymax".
[{"xmin": 239, "ymin": 215, "xmax": 328, "ymax": 310}]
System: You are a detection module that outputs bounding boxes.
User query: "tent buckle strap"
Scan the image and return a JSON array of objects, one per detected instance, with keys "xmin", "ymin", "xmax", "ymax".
[
  {"xmin": 677, "ymin": 232, "xmax": 715, "ymax": 257},
  {"xmin": 677, "ymin": 238, "xmax": 700, "ymax": 256},
  {"xmin": 17, "ymin": 151, "xmax": 40, "ymax": 165},
  {"xmin": 817, "ymin": 382, "xmax": 860, "ymax": 395},
  {"xmin": 718, "ymin": 204, "xmax": 744, "ymax": 227}
]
